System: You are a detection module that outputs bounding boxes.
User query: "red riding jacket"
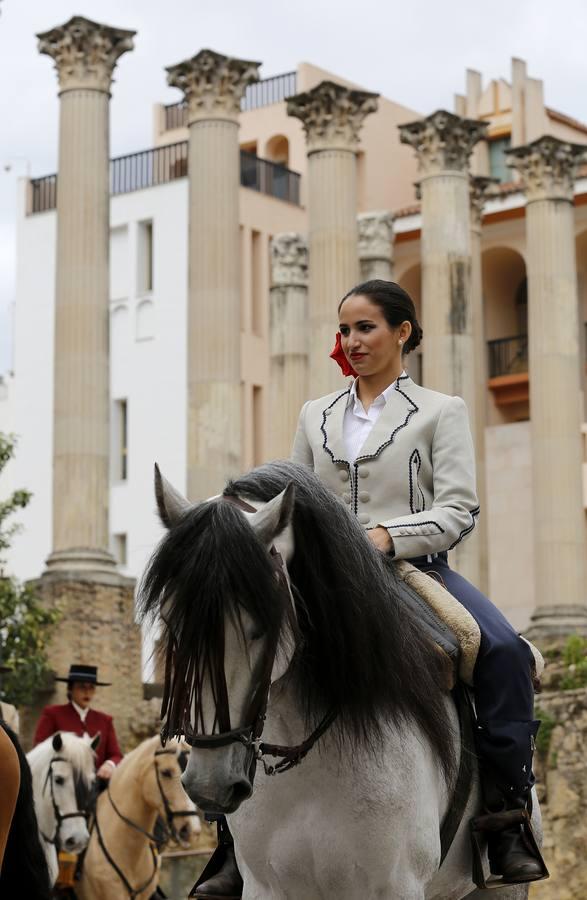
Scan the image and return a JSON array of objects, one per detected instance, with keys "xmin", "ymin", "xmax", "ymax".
[{"xmin": 33, "ymin": 702, "xmax": 123, "ymax": 769}]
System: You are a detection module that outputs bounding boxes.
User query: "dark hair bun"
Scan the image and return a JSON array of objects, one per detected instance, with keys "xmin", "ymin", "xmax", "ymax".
[{"xmin": 404, "ymin": 321, "xmax": 423, "ymax": 354}]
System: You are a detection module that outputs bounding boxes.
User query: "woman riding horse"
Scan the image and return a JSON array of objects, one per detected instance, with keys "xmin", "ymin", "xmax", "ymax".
[{"xmin": 194, "ymin": 279, "xmax": 544, "ymax": 898}]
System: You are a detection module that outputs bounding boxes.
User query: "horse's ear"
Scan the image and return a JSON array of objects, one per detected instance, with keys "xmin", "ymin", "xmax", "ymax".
[
  {"xmin": 154, "ymin": 463, "xmax": 191, "ymax": 528},
  {"xmin": 90, "ymin": 732, "xmax": 101, "ymax": 752},
  {"xmin": 52, "ymin": 732, "xmax": 63, "ymax": 752},
  {"xmin": 247, "ymin": 483, "xmax": 295, "ymax": 545}
]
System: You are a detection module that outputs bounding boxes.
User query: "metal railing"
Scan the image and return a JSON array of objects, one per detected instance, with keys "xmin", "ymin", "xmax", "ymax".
[
  {"xmin": 487, "ymin": 335, "xmax": 528, "ymax": 378},
  {"xmin": 163, "ymin": 70, "xmax": 297, "ymax": 129},
  {"xmin": 30, "ymin": 174, "xmax": 57, "ymax": 214},
  {"xmin": 488, "ymin": 327, "xmax": 587, "ymax": 378},
  {"xmin": 28, "ymin": 142, "xmax": 301, "ymax": 213},
  {"xmin": 240, "ymin": 150, "xmax": 300, "ymax": 204}
]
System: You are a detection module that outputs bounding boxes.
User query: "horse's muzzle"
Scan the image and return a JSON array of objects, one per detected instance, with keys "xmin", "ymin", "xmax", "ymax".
[{"xmin": 185, "ymin": 776, "xmax": 253, "ymax": 815}]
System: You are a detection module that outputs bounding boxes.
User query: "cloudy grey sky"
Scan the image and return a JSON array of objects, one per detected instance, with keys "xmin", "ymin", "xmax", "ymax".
[{"xmin": 1, "ymin": 0, "xmax": 586, "ymax": 372}]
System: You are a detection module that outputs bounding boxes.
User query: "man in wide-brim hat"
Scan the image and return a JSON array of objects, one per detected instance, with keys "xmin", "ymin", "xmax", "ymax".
[{"xmin": 33, "ymin": 664, "xmax": 122, "ymax": 779}]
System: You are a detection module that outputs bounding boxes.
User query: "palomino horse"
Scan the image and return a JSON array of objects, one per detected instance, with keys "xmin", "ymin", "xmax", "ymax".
[
  {"xmin": 76, "ymin": 735, "xmax": 201, "ymax": 900},
  {"xmin": 140, "ymin": 461, "xmax": 540, "ymax": 900},
  {"xmin": 0, "ymin": 721, "xmax": 52, "ymax": 897},
  {"xmin": 27, "ymin": 731, "xmax": 97, "ymax": 886}
]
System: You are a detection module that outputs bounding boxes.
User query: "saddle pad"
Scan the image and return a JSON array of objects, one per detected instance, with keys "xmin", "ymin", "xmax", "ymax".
[{"xmin": 393, "ymin": 561, "xmax": 544, "ymax": 688}]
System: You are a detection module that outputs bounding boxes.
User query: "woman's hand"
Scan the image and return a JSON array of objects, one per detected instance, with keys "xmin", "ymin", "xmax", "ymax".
[{"xmin": 367, "ymin": 527, "xmax": 394, "ymax": 555}]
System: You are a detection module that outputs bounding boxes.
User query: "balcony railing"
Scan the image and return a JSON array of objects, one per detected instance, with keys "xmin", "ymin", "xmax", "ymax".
[
  {"xmin": 487, "ymin": 335, "xmax": 528, "ymax": 378},
  {"xmin": 28, "ymin": 142, "xmax": 301, "ymax": 213},
  {"xmin": 488, "ymin": 327, "xmax": 587, "ymax": 378},
  {"xmin": 240, "ymin": 151, "xmax": 300, "ymax": 204},
  {"xmin": 163, "ymin": 70, "xmax": 297, "ymax": 130}
]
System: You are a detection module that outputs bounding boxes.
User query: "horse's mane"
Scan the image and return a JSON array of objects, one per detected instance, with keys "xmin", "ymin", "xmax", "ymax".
[
  {"xmin": 0, "ymin": 722, "xmax": 51, "ymax": 899},
  {"xmin": 140, "ymin": 461, "xmax": 456, "ymax": 781},
  {"xmin": 27, "ymin": 731, "xmax": 96, "ymax": 789}
]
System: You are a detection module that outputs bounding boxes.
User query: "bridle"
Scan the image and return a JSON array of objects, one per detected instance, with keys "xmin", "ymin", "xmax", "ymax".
[
  {"xmin": 94, "ymin": 746, "xmax": 198, "ymax": 900},
  {"xmin": 165, "ymin": 494, "xmax": 338, "ymax": 781},
  {"xmin": 40, "ymin": 755, "xmax": 88, "ymax": 848}
]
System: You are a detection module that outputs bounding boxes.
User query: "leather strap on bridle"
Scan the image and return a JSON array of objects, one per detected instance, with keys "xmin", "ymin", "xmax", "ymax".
[
  {"xmin": 41, "ymin": 756, "xmax": 88, "ymax": 848},
  {"xmin": 94, "ymin": 747, "xmax": 197, "ymax": 898}
]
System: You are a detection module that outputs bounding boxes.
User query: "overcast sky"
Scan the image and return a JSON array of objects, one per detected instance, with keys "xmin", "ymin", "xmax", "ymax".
[{"xmin": 1, "ymin": 0, "xmax": 586, "ymax": 372}]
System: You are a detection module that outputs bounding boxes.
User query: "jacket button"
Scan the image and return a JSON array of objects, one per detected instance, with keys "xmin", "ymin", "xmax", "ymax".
[
  {"xmin": 342, "ymin": 493, "xmax": 351, "ymax": 504},
  {"xmin": 359, "ymin": 491, "xmax": 370, "ymax": 503},
  {"xmin": 358, "ymin": 467, "xmax": 370, "ymax": 478},
  {"xmin": 339, "ymin": 470, "xmax": 349, "ymax": 482},
  {"xmin": 358, "ymin": 513, "xmax": 370, "ymax": 525},
  {"xmin": 324, "ymin": 408, "xmax": 332, "ymax": 416}
]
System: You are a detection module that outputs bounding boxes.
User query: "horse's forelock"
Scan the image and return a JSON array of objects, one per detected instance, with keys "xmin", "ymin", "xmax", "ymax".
[{"xmin": 139, "ymin": 503, "xmax": 292, "ymax": 739}]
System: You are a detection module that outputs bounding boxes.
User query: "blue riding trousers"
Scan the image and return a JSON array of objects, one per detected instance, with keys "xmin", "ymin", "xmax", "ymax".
[{"xmin": 406, "ymin": 552, "xmax": 539, "ymax": 794}]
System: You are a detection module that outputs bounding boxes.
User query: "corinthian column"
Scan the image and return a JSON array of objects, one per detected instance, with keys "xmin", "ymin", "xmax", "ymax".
[
  {"xmin": 508, "ymin": 137, "xmax": 587, "ymax": 637},
  {"xmin": 167, "ymin": 50, "xmax": 260, "ymax": 500},
  {"xmin": 358, "ymin": 211, "xmax": 394, "ymax": 281},
  {"xmin": 399, "ymin": 111, "xmax": 486, "ymax": 407},
  {"xmin": 468, "ymin": 176, "xmax": 496, "ymax": 593},
  {"xmin": 38, "ymin": 16, "xmax": 135, "ymax": 571},
  {"xmin": 269, "ymin": 234, "xmax": 309, "ymax": 458},
  {"xmin": 287, "ymin": 82, "xmax": 378, "ymax": 397}
]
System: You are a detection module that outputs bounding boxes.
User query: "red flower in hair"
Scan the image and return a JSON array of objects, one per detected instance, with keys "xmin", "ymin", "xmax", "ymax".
[{"xmin": 330, "ymin": 332, "xmax": 358, "ymax": 378}]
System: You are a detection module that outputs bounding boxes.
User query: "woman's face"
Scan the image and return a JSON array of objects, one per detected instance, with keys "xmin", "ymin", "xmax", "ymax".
[{"xmin": 338, "ymin": 294, "xmax": 410, "ymax": 377}]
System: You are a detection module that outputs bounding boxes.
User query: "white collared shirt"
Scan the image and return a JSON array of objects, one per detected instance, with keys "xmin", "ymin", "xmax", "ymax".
[
  {"xmin": 72, "ymin": 700, "xmax": 89, "ymax": 724},
  {"xmin": 343, "ymin": 374, "xmax": 406, "ymax": 464}
]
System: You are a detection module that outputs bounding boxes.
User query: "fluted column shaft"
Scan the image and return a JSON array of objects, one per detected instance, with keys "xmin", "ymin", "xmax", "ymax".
[
  {"xmin": 38, "ymin": 16, "xmax": 135, "ymax": 568},
  {"xmin": 467, "ymin": 177, "xmax": 495, "ymax": 593},
  {"xmin": 167, "ymin": 50, "xmax": 260, "ymax": 499},
  {"xmin": 358, "ymin": 211, "xmax": 394, "ymax": 282},
  {"xmin": 509, "ymin": 137, "xmax": 587, "ymax": 637},
  {"xmin": 288, "ymin": 82, "xmax": 378, "ymax": 398},
  {"xmin": 400, "ymin": 111, "xmax": 486, "ymax": 579},
  {"xmin": 269, "ymin": 234, "xmax": 309, "ymax": 458}
]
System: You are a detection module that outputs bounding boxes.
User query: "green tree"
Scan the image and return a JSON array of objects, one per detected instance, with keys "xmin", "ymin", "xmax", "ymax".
[{"xmin": 0, "ymin": 432, "xmax": 59, "ymax": 706}]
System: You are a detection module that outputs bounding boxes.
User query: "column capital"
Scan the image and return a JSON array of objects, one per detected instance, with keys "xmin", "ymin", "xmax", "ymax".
[
  {"xmin": 469, "ymin": 175, "xmax": 499, "ymax": 226},
  {"xmin": 271, "ymin": 233, "xmax": 308, "ymax": 287},
  {"xmin": 37, "ymin": 16, "xmax": 135, "ymax": 93},
  {"xmin": 357, "ymin": 211, "xmax": 394, "ymax": 260},
  {"xmin": 166, "ymin": 49, "xmax": 260, "ymax": 124},
  {"xmin": 507, "ymin": 135, "xmax": 587, "ymax": 202},
  {"xmin": 287, "ymin": 81, "xmax": 378, "ymax": 153},
  {"xmin": 399, "ymin": 109, "xmax": 487, "ymax": 177}
]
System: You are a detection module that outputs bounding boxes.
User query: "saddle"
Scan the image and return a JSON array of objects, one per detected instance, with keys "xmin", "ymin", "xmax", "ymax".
[{"xmin": 392, "ymin": 560, "xmax": 544, "ymax": 689}]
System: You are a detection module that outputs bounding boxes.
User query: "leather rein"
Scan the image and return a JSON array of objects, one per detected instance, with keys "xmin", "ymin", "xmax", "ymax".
[
  {"xmin": 41, "ymin": 755, "xmax": 89, "ymax": 848},
  {"xmin": 93, "ymin": 747, "xmax": 197, "ymax": 899},
  {"xmin": 177, "ymin": 494, "xmax": 338, "ymax": 779}
]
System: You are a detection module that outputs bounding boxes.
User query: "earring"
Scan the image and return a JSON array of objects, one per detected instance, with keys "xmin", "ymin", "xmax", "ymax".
[{"xmin": 399, "ymin": 340, "xmax": 403, "ymax": 346}]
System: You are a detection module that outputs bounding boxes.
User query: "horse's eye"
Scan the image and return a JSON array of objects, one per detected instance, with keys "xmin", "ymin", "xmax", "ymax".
[
  {"xmin": 161, "ymin": 768, "xmax": 173, "ymax": 778},
  {"xmin": 55, "ymin": 775, "xmax": 65, "ymax": 786},
  {"xmin": 250, "ymin": 631, "xmax": 264, "ymax": 642}
]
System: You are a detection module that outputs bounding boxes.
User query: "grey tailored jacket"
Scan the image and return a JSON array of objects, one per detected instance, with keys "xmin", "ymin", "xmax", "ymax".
[{"xmin": 291, "ymin": 373, "xmax": 480, "ymax": 560}]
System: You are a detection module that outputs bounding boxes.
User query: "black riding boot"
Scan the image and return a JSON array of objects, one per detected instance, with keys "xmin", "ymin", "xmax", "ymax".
[
  {"xmin": 476, "ymin": 774, "xmax": 546, "ymax": 884},
  {"xmin": 190, "ymin": 818, "xmax": 243, "ymax": 899}
]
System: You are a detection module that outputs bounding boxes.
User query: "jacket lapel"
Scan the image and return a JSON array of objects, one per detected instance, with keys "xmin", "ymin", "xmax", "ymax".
[
  {"xmin": 355, "ymin": 374, "xmax": 419, "ymax": 462},
  {"xmin": 321, "ymin": 389, "xmax": 351, "ymax": 465}
]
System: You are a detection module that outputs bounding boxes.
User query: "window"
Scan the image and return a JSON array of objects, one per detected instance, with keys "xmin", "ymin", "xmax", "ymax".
[
  {"xmin": 137, "ymin": 220, "xmax": 153, "ymax": 294},
  {"xmin": 253, "ymin": 385, "xmax": 263, "ymax": 465},
  {"xmin": 113, "ymin": 533, "xmax": 127, "ymax": 566},
  {"xmin": 113, "ymin": 399, "xmax": 128, "ymax": 481},
  {"xmin": 489, "ymin": 137, "xmax": 512, "ymax": 184},
  {"xmin": 251, "ymin": 230, "xmax": 264, "ymax": 336}
]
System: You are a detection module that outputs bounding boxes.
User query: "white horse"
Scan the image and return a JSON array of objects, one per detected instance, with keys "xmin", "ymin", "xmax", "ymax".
[
  {"xmin": 27, "ymin": 731, "xmax": 97, "ymax": 885},
  {"xmin": 141, "ymin": 461, "xmax": 541, "ymax": 900}
]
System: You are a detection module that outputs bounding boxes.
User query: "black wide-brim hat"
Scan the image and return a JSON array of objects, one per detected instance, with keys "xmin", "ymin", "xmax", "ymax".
[{"xmin": 55, "ymin": 664, "xmax": 111, "ymax": 686}]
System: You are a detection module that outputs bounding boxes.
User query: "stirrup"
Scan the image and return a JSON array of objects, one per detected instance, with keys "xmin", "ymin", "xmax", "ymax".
[{"xmin": 470, "ymin": 808, "xmax": 549, "ymax": 889}]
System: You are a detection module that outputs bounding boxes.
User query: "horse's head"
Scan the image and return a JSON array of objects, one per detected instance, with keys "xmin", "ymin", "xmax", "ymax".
[
  {"xmin": 140, "ymin": 737, "xmax": 201, "ymax": 845},
  {"xmin": 29, "ymin": 732, "xmax": 97, "ymax": 853},
  {"xmin": 141, "ymin": 466, "xmax": 297, "ymax": 814}
]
